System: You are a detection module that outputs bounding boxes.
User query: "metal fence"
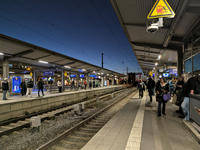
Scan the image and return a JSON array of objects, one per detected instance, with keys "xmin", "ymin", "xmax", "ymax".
[{"xmin": 190, "ymin": 94, "xmax": 200, "ymax": 126}]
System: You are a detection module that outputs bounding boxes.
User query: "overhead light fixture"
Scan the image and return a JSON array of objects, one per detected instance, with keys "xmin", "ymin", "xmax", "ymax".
[
  {"xmin": 158, "ymin": 55, "xmax": 161, "ymax": 60},
  {"xmin": 82, "ymin": 69, "xmax": 86, "ymax": 71},
  {"xmin": 155, "ymin": 63, "xmax": 158, "ymax": 66},
  {"xmin": 39, "ymin": 60, "xmax": 48, "ymax": 64},
  {"xmin": 0, "ymin": 53, "xmax": 4, "ymax": 55},
  {"xmin": 107, "ymin": 74, "xmax": 109, "ymax": 76},
  {"xmin": 153, "ymin": 67, "xmax": 155, "ymax": 70},
  {"xmin": 101, "ymin": 73, "xmax": 104, "ymax": 74},
  {"xmin": 9, "ymin": 71, "xmax": 15, "ymax": 73},
  {"xmin": 64, "ymin": 66, "xmax": 71, "ymax": 68},
  {"xmin": 93, "ymin": 71, "xmax": 95, "ymax": 73}
]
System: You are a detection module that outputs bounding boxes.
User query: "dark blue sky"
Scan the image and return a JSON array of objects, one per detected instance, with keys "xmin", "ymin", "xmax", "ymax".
[{"xmin": 0, "ymin": 0, "xmax": 141, "ymax": 74}]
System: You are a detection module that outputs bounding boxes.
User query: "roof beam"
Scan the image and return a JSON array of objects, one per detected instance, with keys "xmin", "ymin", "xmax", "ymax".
[
  {"xmin": 134, "ymin": 49, "xmax": 160, "ymax": 54},
  {"xmin": 123, "ymin": 23, "xmax": 170, "ymax": 30},
  {"xmin": 132, "ymin": 42, "xmax": 182, "ymax": 51},
  {"xmin": 12, "ymin": 49, "xmax": 34, "ymax": 58},
  {"xmin": 186, "ymin": 6, "xmax": 200, "ymax": 14},
  {"xmin": 163, "ymin": 0, "xmax": 189, "ymax": 47}
]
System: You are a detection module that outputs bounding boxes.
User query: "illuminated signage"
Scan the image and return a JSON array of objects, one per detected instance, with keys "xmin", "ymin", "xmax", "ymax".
[
  {"xmin": 70, "ymin": 75, "xmax": 76, "ymax": 78},
  {"xmin": 89, "ymin": 75, "xmax": 96, "ymax": 78},
  {"xmin": 80, "ymin": 75, "xmax": 85, "ymax": 78},
  {"xmin": 12, "ymin": 76, "xmax": 21, "ymax": 93}
]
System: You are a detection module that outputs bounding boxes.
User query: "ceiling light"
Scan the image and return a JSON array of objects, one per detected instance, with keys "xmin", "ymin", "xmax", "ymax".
[
  {"xmin": 153, "ymin": 68, "xmax": 155, "ymax": 70},
  {"xmin": 93, "ymin": 71, "xmax": 95, "ymax": 73},
  {"xmin": 39, "ymin": 60, "xmax": 48, "ymax": 64},
  {"xmin": 64, "ymin": 66, "xmax": 71, "ymax": 68},
  {"xmin": 107, "ymin": 74, "xmax": 109, "ymax": 76},
  {"xmin": 0, "ymin": 53, "xmax": 4, "ymax": 55},
  {"xmin": 158, "ymin": 55, "xmax": 161, "ymax": 60},
  {"xmin": 155, "ymin": 63, "xmax": 158, "ymax": 66},
  {"xmin": 82, "ymin": 69, "xmax": 86, "ymax": 71},
  {"xmin": 9, "ymin": 71, "xmax": 15, "ymax": 73}
]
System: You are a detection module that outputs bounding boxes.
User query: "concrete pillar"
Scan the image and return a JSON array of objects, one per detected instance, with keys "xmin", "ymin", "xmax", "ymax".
[
  {"xmin": 61, "ymin": 69, "xmax": 64, "ymax": 91},
  {"xmin": 101, "ymin": 76, "xmax": 104, "ymax": 87},
  {"xmin": 178, "ymin": 49, "xmax": 183, "ymax": 77},
  {"xmin": 87, "ymin": 73, "xmax": 89, "ymax": 88},
  {"xmin": 77, "ymin": 73, "xmax": 80, "ymax": 90},
  {"xmin": 155, "ymin": 67, "xmax": 158, "ymax": 83},
  {"xmin": 33, "ymin": 70, "xmax": 36, "ymax": 86},
  {"xmin": 112, "ymin": 77, "xmax": 114, "ymax": 85},
  {"xmin": 3, "ymin": 57, "xmax": 9, "ymax": 79}
]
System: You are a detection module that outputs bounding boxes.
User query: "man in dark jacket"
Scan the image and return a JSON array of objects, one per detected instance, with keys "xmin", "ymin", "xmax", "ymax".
[
  {"xmin": 26, "ymin": 79, "xmax": 34, "ymax": 98},
  {"xmin": 38, "ymin": 79, "xmax": 44, "ymax": 97},
  {"xmin": 147, "ymin": 75, "xmax": 155, "ymax": 103},
  {"xmin": 2, "ymin": 78, "xmax": 9, "ymax": 100}
]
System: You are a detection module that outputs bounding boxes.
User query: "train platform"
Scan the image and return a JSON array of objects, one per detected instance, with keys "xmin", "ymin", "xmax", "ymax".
[
  {"xmin": 0, "ymin": 85, "xmax": 131, "ymax": 122},
  {"xmin": 81, "ymin": 92, "xmax": 200, "ymax": 150},
  {"xmin": 0, "ymin": 85, "xmax": 122, "ymax": 105}
]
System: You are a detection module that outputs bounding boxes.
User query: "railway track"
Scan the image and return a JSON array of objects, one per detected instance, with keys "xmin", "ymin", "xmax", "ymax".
[
  {"xmin": 0, "ymin": 87, "xmax": 132, "ymax": 137},
  {"xmin": 36, "ymin": 88, "xmax": 136, "ymax": 150}
]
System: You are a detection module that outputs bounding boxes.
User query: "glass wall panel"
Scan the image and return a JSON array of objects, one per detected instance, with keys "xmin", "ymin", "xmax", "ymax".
[
  {"xmin": 193, "ymin": 53, "xmax": 200, "ymax": 72},
  {"xmin": 185, "ymin": 58, "xmax": 192, "ymax": 73}
]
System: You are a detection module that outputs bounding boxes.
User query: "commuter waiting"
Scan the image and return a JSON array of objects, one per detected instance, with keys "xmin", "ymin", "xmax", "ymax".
[
  {"xmin": 181, "ymin": 73, "xmax": 200, "ymax": 121},
  {"xmin": 26, "ymin": 79, "xmax": 34, "ymax": 98},
  {"xmin": 84, "ymin": 80, "xmax": 87, "ymax": 90},
  {"xmin": 137, "ymin": 79, "xmax": 145, "ymax": 98},
  {"xmin": 147, "ymin": 75, "xmax": 155, "ymax": 103},
  {"xmin": 38, "ymin": 79, "xmax": 44, "ymax": 97},
  {"xmin": 57, "ymin": 80, "xmax": 62, "ymax": 93},
  {"xmin": 175, "ymin": 76, "xmax": 184, "ymax": 115},
  {"xmin": 156, "ymin": 77, "xmax": 169, "ymax": 117},
  {"xmin": 20, "ymin": 79, "xmax": 27, "ymax": 96},
  {"xmin": 2, "ymin": 78, "xmax": 9, "ymax": 100}
]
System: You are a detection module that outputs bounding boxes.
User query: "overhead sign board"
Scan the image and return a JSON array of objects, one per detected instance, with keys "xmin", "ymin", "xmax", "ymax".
[
  {"xmin": 70, "ymin": 75, "xmax": 76, "ymax": 78},
  {"xmin": 147, "ymin": 0, "xmax": 175, "ymax": 19},
  {"xmin": 43, "ymin": 71, "xmax": 54, "ymax": 76},
  {"xmin": 149, "ymin": 71, "xmax": 153, "ymax": 76},
  {"xmin": 89, "ymin": 75, "xmax": 96, "ymax": 78},
  {"xmin": 169, "ymin": 69, "xmax": 177, "ymax": 75}
]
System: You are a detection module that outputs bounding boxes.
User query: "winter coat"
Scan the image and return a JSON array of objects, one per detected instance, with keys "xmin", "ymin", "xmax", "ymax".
[
  {"xmin": 38, "ymin": 80, "xmax": 44, "ymax": 89},
  {"xmin": 20, "ymin": 82, "xmax": 27, "ymax": 95},
  {"xmin": 156, "ymin": 82, "xmax": 169, "ymax": 103},
  {"xmin": 27, "ymin": 81, "xmax": 34, "ymax": 88},
  {"xmin": 147, "ymin": 78, "xmax": 155, "ymax": 90},
  {"xmin": 57, "ymin": 81, "xmax": 62, "ymax": 87},
  {"xmin": 2, "ymin": 80, "xmax": 9, "ymax": 90}
]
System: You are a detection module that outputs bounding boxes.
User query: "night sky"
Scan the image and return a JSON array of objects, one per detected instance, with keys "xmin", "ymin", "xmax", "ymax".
[{"xmin": 0, "ymin": 0, "xmax": 142, "ymax": 74}]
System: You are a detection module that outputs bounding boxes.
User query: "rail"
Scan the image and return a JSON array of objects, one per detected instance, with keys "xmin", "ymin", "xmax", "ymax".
[{"xmin": 189, "ymin": 94, "xmax": 200, "ymax": 125}]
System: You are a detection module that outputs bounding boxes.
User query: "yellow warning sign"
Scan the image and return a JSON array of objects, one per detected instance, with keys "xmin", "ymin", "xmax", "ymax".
[
  {"xmin": 147, "ymin": 0, "xmax": 175, "ymax": 19},
  {"xmin": 64, "ymin": 71, "xmax": 68, "ymax": 77},
  {"xmin": 149, "ymin": 71, "xmax": 153, "ymax": 76}
]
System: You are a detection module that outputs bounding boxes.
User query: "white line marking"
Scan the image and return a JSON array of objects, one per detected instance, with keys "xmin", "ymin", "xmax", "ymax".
[{"xmin": 125, "ymin": 92, "xmax": 146, "ymax": 150}]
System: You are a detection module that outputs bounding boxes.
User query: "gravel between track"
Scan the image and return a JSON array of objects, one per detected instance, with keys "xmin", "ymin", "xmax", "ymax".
[{"xmin": 0, "ymin": 90, "xmax": 137, "ymax": 150}]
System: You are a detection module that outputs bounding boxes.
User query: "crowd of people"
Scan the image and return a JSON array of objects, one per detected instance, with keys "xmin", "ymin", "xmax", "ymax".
[{"xmin": 137, "ymin": 73, "xmax": 200, "ymax": 120}]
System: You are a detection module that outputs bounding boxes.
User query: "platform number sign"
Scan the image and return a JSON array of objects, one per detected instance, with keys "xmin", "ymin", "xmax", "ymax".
[{"xmin": 147, "ymin": 0, "xmax": 175, "ymax": 19}]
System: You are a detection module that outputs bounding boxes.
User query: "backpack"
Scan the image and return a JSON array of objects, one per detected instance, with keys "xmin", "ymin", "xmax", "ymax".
[{"xmin": 138, "ymin": 83, "xmax": 143, "ymax": 89}]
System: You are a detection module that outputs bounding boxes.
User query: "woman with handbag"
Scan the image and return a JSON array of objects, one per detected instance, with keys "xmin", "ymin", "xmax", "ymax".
[{"xmin": 156, "ymin": 77, "xmax": 169, "ymax": 117}]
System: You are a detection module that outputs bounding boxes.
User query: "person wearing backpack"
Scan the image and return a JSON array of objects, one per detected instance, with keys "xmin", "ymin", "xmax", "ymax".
[
  {"xmin": 181, "ymin": 73, "xmax": 200, "ymax": 121},
  {"xmin": 38, "ymin": 79, "xmax": 44, "ymax": 97},
  {"xmin": 137, "ymin": 79, "xmax": 145, "ymax": 98},
  {"xmin": 26, "ymin": 79, "xmax": 34, "ymax": 98},
  {"xmin": 2, "ymin": 78, "xmax": 9, "ymax": 100}
]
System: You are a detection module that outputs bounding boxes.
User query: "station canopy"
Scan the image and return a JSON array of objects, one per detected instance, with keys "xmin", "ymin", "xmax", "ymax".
[
  {"xmin": 110, "ymin": 0, "xmax": 200, "ymax": 73},
  {"xmin": 0, "ymin": 34, "xmax": 125, "ymax": 77}
]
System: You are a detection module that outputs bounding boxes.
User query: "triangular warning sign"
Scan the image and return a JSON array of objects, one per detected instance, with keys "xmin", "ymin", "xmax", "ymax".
[{"xmin": 147, "ymin": 0, "xmax": 175, "ymax": 19}]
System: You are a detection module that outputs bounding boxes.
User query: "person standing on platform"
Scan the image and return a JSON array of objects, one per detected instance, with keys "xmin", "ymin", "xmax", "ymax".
[
  {"xmin": 181, "ymin": 73, "xmax": 200, "ymax": 121},
  {"xmin": 84, "ymin": 80, "xmax": 87, "ymax": 90},
  {"xmin": 2, "ymin": 78, "xmax": 9, "ymax": 100},
  {"xmin": 147, "ymin": 75, "xmax": 155, "ymax": 103},
  {"xmin": 175, "ymin": 76, "xmax": 184, "ymax": 114},
  {"xmin": 156, "ymin": 77, "xmax": 169, "ymax": 116},
  {"xmin": 26, "ymin": 79, "xmax": 33, "ymax": 98},
  {"xmin": 57, "ymin": 80, "xmax": 62, "ymax": 93},
  {"xmin": 137, "ymin": 79, "xmax": 145, "ymax": 98},
  {"xmin": 71, "ymin": 80, "xmax": 74, "ymax": 90},
  {"xmin": 89, "ymin": 81, "xmax": 92, "ymax": 89},
  {"xmin": 38, "ymin": 79, "xmax": 44, "ymax": 97},
  {"xmin": 20, "ymin": 79, "xmax": 26, "ymax": 96}
]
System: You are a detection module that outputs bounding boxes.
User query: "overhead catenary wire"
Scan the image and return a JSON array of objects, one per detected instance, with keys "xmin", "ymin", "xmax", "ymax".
[
  {"xmin": 72, "ymin": 0, "xmax": 135, "ymax": 66},
  {"xmin": 12, "ymin": 0, "xmax": 128, "ymax": 69}
]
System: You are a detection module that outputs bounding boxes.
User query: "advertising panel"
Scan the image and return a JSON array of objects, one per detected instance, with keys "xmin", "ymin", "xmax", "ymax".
[
  {"xmin": 70, "ymin": 75, "xmax": 76, "ymax": 78},
  {"xmin": 89, "ymin": 75, "xmax": 96, "ymax": 78},
  {"xmin": 12, "ymin": 76, "xmax": 21, "ymax": 93},
  {"xmin": 80, "ymin": 75, "xmax": 85, "ymax": 78}
]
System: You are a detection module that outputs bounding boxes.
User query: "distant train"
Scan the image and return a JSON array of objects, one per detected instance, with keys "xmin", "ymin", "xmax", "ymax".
[{"xmin": 128, "ymin": 73, "xmax": 147, "ymax": 86}]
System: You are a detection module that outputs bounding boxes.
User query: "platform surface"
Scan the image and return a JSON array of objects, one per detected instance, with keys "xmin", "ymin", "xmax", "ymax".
[
  {"xmin": 82, "ymin": 92, "xmax": 200, "ymax": 150},
  {"xmin": 0, "ymin": 85, "xmax": 123, "ymax": 105}
]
